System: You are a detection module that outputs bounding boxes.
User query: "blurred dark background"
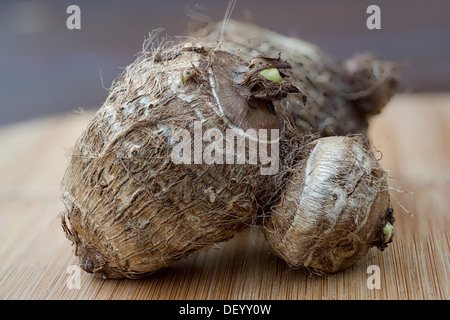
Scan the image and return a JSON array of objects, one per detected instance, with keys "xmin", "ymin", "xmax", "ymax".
[{"xmin": 1, "ymin": 0, "xmax": 449, "ymax": 126}]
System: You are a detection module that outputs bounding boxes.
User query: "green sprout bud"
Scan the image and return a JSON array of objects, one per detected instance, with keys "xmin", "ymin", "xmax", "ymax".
[
  {"xmin": 182, "ymin": 70, "xmax": 193, "ymax": 84},
  {"xmin": 259, "ymin": 68, "xmax": 284, "ymax": 84},
  {"xmin": 383, "ymin": 222, "xmax": 394, "ymax": 243}
]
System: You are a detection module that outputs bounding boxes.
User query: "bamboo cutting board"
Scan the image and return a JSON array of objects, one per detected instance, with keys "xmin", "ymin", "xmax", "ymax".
[{"xmin": 0, "ymin": 93, "xmax": 449, "ymax": 300}]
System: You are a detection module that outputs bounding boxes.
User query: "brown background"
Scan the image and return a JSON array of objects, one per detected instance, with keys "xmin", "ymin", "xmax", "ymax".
[
  {"xmin": 1, "ymin": 0, "xmax": 449, "ymax": 125},
  {"xmin": 0, "ymin": 93, "xmax": 449, "ymax": 299}
]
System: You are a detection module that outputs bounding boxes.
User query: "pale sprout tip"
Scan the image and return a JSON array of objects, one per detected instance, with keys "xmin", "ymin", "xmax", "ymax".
[{"xmin": 259, "ymin": 68, "xmax": 284, "ymax": 84}]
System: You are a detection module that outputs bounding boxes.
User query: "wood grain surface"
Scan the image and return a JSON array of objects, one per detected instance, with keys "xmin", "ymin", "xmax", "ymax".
[{"xmin": 0, "ymin": 93, "xmax": 449, "ymax": 300}]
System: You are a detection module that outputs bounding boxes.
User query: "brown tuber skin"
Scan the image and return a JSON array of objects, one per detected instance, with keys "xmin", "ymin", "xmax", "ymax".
[
  {"xmin": 192, "ymin": 19, "xmax": 398, "ymax": 138},
  {"xmin": 262, "ymin": 136, "xmax": 394, "ymax": 273},
  {"xmin": 61, "ymin": 43, "xmax": 299, "ymax": 279},
  {"xmin": 61, "ymin": 27, "xmax": 396, "ymax": 279}
]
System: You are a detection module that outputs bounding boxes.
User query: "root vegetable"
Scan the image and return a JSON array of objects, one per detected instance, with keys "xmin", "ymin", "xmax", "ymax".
[
  {"xmin": 61, "ymin": 42, "xmax": 300, "ymax": 279},
  {"xmin": 261, "ymin": 136, "xmax": 394, "ymax": 273},
  {"xmin": 61, "ymin": 25, "xmax": 395, "ymax": 279}
]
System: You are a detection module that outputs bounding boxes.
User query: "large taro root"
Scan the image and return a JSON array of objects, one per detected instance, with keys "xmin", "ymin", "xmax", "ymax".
[
  {"xmin": 61, "ymin": 26, "xmax": 396, "ymax": 279},
  {"xmin": 61, "ymin": 42, "xmax": 301, "ymax": 279}
]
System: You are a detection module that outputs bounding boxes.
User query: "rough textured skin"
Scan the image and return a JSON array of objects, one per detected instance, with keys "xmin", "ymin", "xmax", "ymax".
[
  {"xmin": 262, "ymin": 136, "xmax": 394, "ymax": 273},
  {"xmin": 192, "ymin": 19, "xmax": 398, "ymax": 138},
  {"xmin": 61, "ymin": 27, "xmax": 396, "ymax": 279},
  {"xmin": 61, "ymin": 42, "xmax": 302, "ymax": 279}
]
